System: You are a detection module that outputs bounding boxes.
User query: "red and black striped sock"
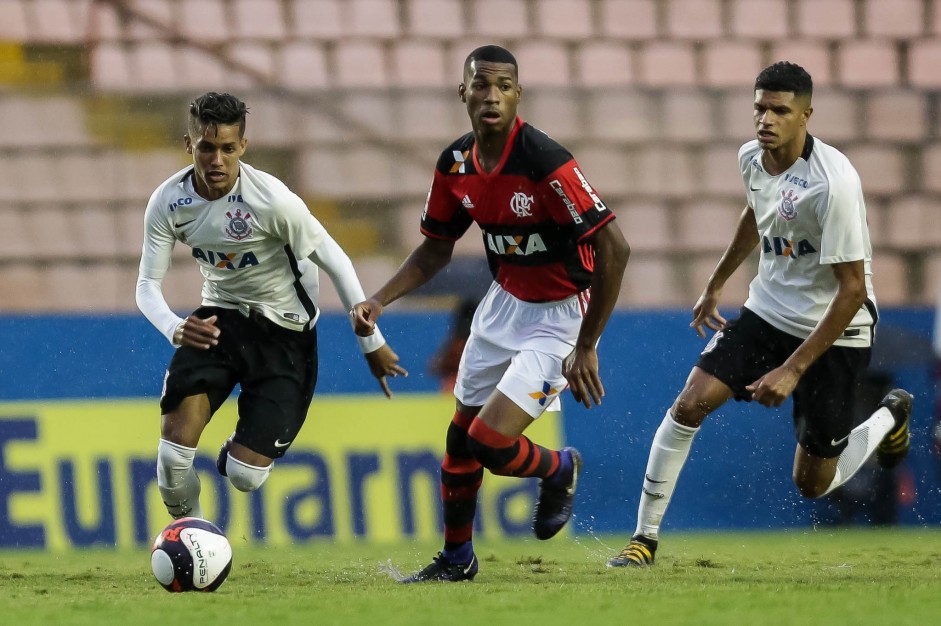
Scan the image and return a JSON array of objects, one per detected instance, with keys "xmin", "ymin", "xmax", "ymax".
[
  {"xmin": 466, "ymin": 418, "xmax": 561, "ymax": 479},
  {"xmin": 441, "ymin": 410, "xmax": 484, "ymax": 552}
]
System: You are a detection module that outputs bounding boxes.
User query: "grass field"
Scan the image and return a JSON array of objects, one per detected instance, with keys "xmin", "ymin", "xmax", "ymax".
[{"xmin": 3, "ymin": 528, "xmax": 941, "ymax": 626}]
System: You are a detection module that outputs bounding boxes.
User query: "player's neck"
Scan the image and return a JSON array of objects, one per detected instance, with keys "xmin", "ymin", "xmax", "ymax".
[
  {"xmin": 193, "ymin": 176, "xmax": 238, "ymax": 201},
  {"xmin": 473, "ymin": 131, "xmax": 511, "ymax": 174},
  {"xmin": 761, "ymin": 132, "xmax": 807, "ymax": 176}
]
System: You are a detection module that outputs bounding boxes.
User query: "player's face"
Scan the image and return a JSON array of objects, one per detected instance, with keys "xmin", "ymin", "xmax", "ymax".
[
  {"xmin": 753, "ymin": 90, "xmax": 812, "ymax": 152},
  {"xmin": 184, "ymin": 122, "xmax": 247, "ymax": 200},
  {"xmin": 459, "ymin": 61, "xmax": 521, "ymax": 137}
]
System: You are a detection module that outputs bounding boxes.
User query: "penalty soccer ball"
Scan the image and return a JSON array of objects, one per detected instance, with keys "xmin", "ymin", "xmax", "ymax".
[{"xmin": 151, "ymin": 517, "xmax": 233, "ymax": 592}]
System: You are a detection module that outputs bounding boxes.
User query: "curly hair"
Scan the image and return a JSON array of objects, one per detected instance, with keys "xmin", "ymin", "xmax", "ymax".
[{"xmin": 754, "ymin": 62, "xmax": 813, "ymax": 97}]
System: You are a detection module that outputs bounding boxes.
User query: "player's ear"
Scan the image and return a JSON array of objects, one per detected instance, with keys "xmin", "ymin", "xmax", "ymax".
[
  {"xmin": 458, "ymin": 83, "xmax": 466, "ymax": 103},
  {"xmin": 183, "ymin": 134, "xmax": 193, "ymax": 154}
]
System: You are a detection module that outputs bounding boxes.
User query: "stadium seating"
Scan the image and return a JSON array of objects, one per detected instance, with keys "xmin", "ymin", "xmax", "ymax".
[
  {"xmin": 0, "ymin": 0, "xmax": 937, "ymax": 311},
  {"xmin": 729, "ymin": 0, "xmax": 789, "ymax": 38},
  {"xmin": 598, "ymin": 0, "xmax": 658, "ymax": 40},
  {"xmin": 404, "ymin": 0, "xmax": 465, "ymax": 39},
  {"xmin": 861, "ymin": 0, "xmax": 925, "ymax": 38},
  {"xmin": 665, "ymin": 0, "xmax": 724, "ymax": 40}
]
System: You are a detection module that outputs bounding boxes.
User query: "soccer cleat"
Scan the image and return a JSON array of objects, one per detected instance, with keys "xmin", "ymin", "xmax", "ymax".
[
  {"xmin": 216, "ymin": 436, "xmax": 233, "ymax": 476},
  {"xmin": 607, "ymin": 535, "xmax": 657, "ymax": 568},
  {"xmin": 876, "ymin": 389, "xmax": 913, "ymax": 469},
  {"xmin": 532, "ymin": 447, "xmax": 583, "ymax": 540},
  {"xmin": 399, "ymin": 552, "xmax": 478, "ymax": 583}
]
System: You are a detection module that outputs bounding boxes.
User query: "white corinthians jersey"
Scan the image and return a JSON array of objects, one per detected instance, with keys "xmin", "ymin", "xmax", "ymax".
[
  {"xmin": 141, "ymin": 163, "xmax": 325, "ymax": 331},
  {"xmin": 739, "ymin": 135, "xmax": 877, "ymax": 348}
]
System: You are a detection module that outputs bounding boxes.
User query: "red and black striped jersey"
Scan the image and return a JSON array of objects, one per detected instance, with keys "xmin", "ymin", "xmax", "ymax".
[{"xmin": 421, "ymin": 117, "xmax": 616, "ymax": 303}]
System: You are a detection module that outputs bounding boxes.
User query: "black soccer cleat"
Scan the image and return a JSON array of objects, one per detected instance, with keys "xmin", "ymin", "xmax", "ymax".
[
  {"xmin": 532, "ymin": 447, "xmax": 583, "ymax": 540},
  {"xmin": 876, "ymin": 389, "xmax": 913, "ymax": 469},
  {"xmin": 216, "ymin": 436, "xmax": 233, "ymax": 476},
  {"xmin": 399, "ymin": 552, "xmax": 478, "ymax": 583},
  {"xmin": 607, "ymin": 535, "xmax": 657, "ymax": 568}
]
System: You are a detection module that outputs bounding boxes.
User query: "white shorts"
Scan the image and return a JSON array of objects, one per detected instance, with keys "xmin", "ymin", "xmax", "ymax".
[{"xmin": 453, "ymin": 282, "xmax": 588, "ymax": 418}]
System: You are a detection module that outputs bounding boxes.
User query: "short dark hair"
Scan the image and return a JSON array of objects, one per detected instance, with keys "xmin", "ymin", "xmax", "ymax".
[
  {"xmin": 188, "ymin": 92, "xmax": 249, "ymax": 137},
  {"xmin": 464, "ymin": 45, "xmax": 518, "ymax": 76},
  {"xmin": 754, "ymin": 62, "xmax": 813, "ymax": 97}
]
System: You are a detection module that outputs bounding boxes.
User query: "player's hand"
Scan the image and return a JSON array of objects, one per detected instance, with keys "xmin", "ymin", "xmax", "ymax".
[
  {"xmin": 364, "ymin": 343, "xmax": 408, "ymax": 398},
  {"xmin": 745, "ymin": 365, "xmax": 800, "ymax": 407},
  {"xmin": 176, "ymin": 314, "xmax": 220, "ymax": 350},
  {"xmin": 690, "ymin": 290, "xmax": 726, "ymax": 338},
  {"xmin": 350, "ymin": 298, "xmax": 383, "ymax": 337},
  {"xmin": 562, "ymin": 346, "xmax": 603, "ymax": 409}
]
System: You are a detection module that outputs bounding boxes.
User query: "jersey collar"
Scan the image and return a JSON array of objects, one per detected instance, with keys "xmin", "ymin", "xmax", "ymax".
[{"xmin": 800, "ymin": 133, "xmax": 815, "ymax": 161}]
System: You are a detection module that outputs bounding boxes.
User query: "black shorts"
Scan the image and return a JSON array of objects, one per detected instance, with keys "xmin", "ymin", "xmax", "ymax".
[
  {"xmin": 160, "ymin": 306, "xmax": 318, "ymax": 459},
  {"xmin": 696, "ymin": 307, "xmax": 871, "ymax": 458}
]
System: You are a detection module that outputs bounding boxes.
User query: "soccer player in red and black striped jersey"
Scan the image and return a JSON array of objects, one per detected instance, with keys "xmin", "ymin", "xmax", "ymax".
[{"xmin": 352, "ymin": 45, "xmax": 630, "ymax": 582}]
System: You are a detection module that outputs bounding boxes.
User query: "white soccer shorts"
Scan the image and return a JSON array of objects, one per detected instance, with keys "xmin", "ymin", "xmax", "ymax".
[{"xmin": 453, "ymin": 282, "xmax": 587, "ymax": 418}]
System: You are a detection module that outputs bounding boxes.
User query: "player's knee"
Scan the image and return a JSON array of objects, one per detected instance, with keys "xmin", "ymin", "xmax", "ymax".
[
  {"xmin": 225, "ymin": 455, "xmax": 271, "ymax": 492},
  {"xmin": 670, "ymin": 401, "xmax": 708, "ymax": 428}
]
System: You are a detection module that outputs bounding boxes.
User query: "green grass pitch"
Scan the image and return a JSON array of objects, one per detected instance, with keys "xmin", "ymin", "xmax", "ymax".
[{"xmin": 2, "ymin": 528, "xmax": 940, "ymax": 626}]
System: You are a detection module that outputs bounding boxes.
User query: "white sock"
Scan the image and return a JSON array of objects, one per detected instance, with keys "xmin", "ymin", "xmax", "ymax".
[
  {"xmin": 634, "ymin": 411, "xmax": 699, "ymax": 541},
  {"xmin": 820, "ymin": 406, "xmax": 896, "ymax": 497},
  {"xmin": 157, "ymin": 439, "xmax": 203, "ymax": 519}
]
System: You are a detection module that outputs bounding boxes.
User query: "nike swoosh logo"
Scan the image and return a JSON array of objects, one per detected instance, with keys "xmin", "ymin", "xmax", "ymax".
[
  {"xmin": 464, "ymin": 555, "xmax": 477, "ymax": 575},
  {"xmin": 273, "ymin": 439, "xmax": 292, "ymax": 448},
  {"xmin": 645, "ymin": 474, "xmax": 667, "ymax": 484},
  {"xmin": 174, "ymin": 219, "xmax": 196, "ymax": 228},
  {"xmin": 830, "ymin": 434, "xmax": 850, "ymax": 447},
  {"xmin": 750, "ymin": 187, "xmax": 761, "ymax": 191}
]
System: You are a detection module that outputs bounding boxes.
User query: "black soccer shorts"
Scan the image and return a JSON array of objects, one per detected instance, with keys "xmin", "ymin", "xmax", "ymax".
[
  {"xmin": 696, "ymin": 306, "xmax": 871, "ymax": 458},
  {"xmin": 159, "ymin": 306, "xmax": 318, "ymax": 459}
]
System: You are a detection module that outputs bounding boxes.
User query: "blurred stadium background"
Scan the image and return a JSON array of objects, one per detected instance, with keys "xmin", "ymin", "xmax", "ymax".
[
  {"xmin": 0, "ymin": 0, "xmax": 939, "ymax": 550},
  {"xmin": 0, "ymin": 0, "xmax": 939, "ymax": 310}
]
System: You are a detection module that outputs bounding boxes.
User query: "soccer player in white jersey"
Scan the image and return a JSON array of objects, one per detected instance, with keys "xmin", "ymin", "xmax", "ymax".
[
  {"xmin": 608, "ymin": 62, "xmax": 912, "ymax": 568},
  {"xmin": 137, "ymin": 92, "xmax": 407, "ymax": 520}
]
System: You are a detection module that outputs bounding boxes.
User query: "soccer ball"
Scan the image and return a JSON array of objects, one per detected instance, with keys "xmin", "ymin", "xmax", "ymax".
[{"xmin": 151, "ymin": 517, "xmax": 233, "ymax": 592}]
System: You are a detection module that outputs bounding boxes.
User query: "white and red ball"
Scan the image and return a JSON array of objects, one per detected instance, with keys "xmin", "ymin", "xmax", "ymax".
[{"xmin": 151, "ymin": 517, "xmax": 232, "ymax": 592}]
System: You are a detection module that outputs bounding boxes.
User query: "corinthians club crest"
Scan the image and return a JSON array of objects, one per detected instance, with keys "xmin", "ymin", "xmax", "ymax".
[
  {"xmin": 224, "ymin": 208, "xmax": 253, "ymax": 241},
  {"xmin": 778, "ymin": 189, "xmax": 799, "ymax": 221}
]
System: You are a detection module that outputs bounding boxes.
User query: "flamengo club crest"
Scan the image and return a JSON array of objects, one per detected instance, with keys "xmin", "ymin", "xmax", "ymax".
[
  {"xmin": 778, "ymin": 190, "xmax": 799, "ymax": 221},
  {"xmin": 224, "ymin": 208, "xmax": 253, "ymax": 240},
  {"xmin": 510, "ymin": 192, "xmax": 534, "ymax": 217}
]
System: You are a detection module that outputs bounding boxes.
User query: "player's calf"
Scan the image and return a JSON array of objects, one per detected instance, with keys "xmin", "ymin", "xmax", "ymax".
[{"xmin": 156, "ymin": 438, "xmax": 203, "ymax": 519}]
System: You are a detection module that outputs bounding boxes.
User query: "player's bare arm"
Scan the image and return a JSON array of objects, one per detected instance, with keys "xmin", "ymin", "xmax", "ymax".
[
  {"xmin": 175, "ymin": 314, "xmax": 220, "ymax": 350},
  {"xmin": 352, "ymin": 237, "xmax": 455, "ymax": 337},
  {"xmin": 363, "ymin": 343, "xmax": 409, "ymax": 399},
  {"xmin": 746, "ymin": 259, "xmax": 867, "ymax": 407},
  {"xmin": 691, "ymin": 206, "xmax": 760, "ymax": 337},
  {"xmin": 563, "ymin": 222, "xmax": 630, "ymax": 409}
]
